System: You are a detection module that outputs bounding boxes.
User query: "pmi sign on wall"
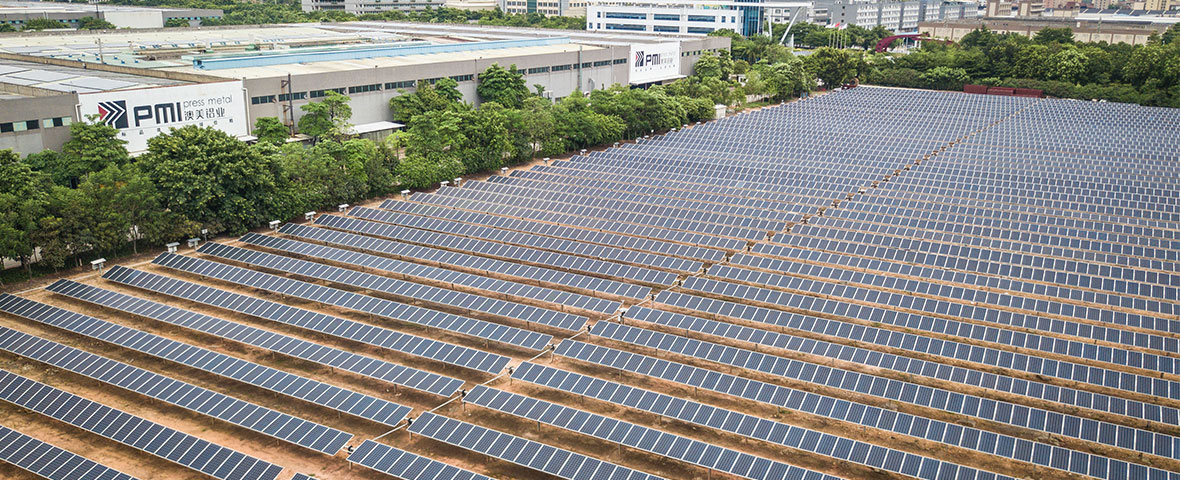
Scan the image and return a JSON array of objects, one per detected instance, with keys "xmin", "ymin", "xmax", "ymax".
[
  {"xmin": 79, "ymin": 81, "xmax": 248, "ymax": 152},
  {"xmin": 629, "ymin": 42, "xmax": 681, "ymax": 85}
]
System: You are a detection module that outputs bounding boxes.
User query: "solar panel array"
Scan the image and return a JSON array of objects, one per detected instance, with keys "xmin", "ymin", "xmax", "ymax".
[
  {"xmin": 0, "ymin": 370, "xmax": 284, "ymax": 480},
  {"xmin": 3, "ymin": 87, "xmax": 1176, "ymax": 480},
  {"xmin": 0, "ymin": 425, "xmax": 137, "ymax": 480},
  {"xmin": 0, "ymin": 294, "xmax": 410, "ymax": 432}
]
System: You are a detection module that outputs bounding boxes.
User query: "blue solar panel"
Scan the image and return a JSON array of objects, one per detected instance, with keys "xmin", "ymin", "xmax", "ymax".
[
  {"xmin": 0, "ymin": 425, "xmax": 138, "ymax": 480},
  {"xmin": 347, "ymin": 440, "xmax": 493, "ymax": 480},
  {"xmin": 0, "ymin": 369, "xmax": 284, "ymax": 480}
]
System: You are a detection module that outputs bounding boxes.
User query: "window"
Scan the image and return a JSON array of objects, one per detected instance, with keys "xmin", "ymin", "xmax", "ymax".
[
  {"xmin": 654, "ymin": 25, "xmax": 679, "ymax": 32},
  {"xmin": 653, "ymin": 13, "xmax": 679, "ymax": 21},
  {"xmin": 612, "ymin": 58, "xmax": 627, "ymax": 65},
  {"xmin": 687, "ymin": 15, "xmax": 715, "ymax": 22},
  {"xmin": 24, "ymin": 120, "xmax": 38, "ymax": 131},
  {"xmin": 251, "ymin": 95, "xmax": 276, "ymax": 104},
  {"xmin": 552, "ymin": 64, "xmax": 573, "ymax": 71},
  {"xmin": 527, "ymin": 66, "xmax": 550, "ymax": 74},
  {"xmin": 348, "ymin": 83, "xmax": 381, "ymax": 94},
  {"xmin": 385, "ymin": 80, "xmax": 416, "ymax": 89},
  {"xmin": 310, "ymin": 88, "xmax": 345, "ymax": 98},
  {"xmin": 42, "ymin": 117, "xmax": 69, "ymax": 128},
  {"xmin": 592, "ymin": 60, "xmax": 612, "ymax": 67},
  {"xmin": 687, "ymin": 27, "xmax": 715, "ymax": 34},
  {"xmin": 450, "ymin": 74, "xmax": 474, "ymax": 82},
  {"xmin": 278, "ymin": 92, "xmax": 307, "ymax": 101},
  {"xmin": 582, "ymin": 62, "xmax": 593, "ymax": 67},
  {"xmin": 604, "ymin": 12, "xmax": 646, "ymax": 19},
  {"xmin": 604, "ymin": 23, "xmax": 646, "ymax": 31},
  {"xmin": 0, "ymin": 122, "xmax": 12, "ymax": 133}
]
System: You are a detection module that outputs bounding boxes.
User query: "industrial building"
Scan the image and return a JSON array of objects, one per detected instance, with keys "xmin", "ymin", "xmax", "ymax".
[
  {"xmin": 587, "ymin": 0, "xmax": 812, "ymax": 36},
  {"xmin": 498, "ymin": 0, "xmax": 588, "ymax": 17},
  {"xmin": 0, "ymin": 22, "xmax": 727, "ymax": 156},
  {"xmin": 0, "ymin": 0, "xmax": 222, "ymax": 29},
  {"xmin": 300, "ymin": 0, "xmax": 445, "ymax": 15},
  {"xmin": 919, "ymin": 13, "xmax": 1175, "ymax": 44}
]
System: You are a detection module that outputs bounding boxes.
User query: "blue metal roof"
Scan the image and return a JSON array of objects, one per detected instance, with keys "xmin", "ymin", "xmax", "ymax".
[{"xmin": 191, "ymin": 37, "xmax": 571, "ymax": 70}]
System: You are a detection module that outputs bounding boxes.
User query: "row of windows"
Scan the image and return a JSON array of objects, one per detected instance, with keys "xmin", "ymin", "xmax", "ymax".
[
  {"xmin": 653, "ymin": 13, "xmax": 680, "ymax": 21},
  {"xmin": 0, "ymin": 116, "xmax": 70, "ymax": 134},
  {"xmin": 687, "ymin": 27, "xmax": 715, "ymax": 33},
  {"xmin": 602, "ymin": 12, "xmax": 646, "ymax": 19},
  {"xmin": 686, "ymin": 15, "xmax": 716, "ymax": 22},
  {"xmin": 250, "ymin": 61, "xmax": 625, "ymax": 108}
]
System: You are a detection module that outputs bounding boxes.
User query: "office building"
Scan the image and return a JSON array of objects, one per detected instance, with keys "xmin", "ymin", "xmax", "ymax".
[
  {"xmin": 0, "ymin": 0, "xmax": 221, "ymax": 29},
  {"xmin": 301, "ymin": 0, "xmax": 444, "ymax": 15},
  {"xmin": 587, "ymin": 0, "xmax": 811, "ymax": 36}
]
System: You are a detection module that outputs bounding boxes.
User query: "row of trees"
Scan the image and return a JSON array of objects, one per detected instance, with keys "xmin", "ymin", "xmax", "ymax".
[
  {"xmin": 807, "ymin": 25, "xmax": 1180, "ymax": 107},
  {"xmin": 0, "ymin": 16, "xmax": 116, "ymax": 31}
]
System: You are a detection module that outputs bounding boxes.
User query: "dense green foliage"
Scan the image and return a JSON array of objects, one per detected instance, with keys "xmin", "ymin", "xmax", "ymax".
[
  {"xmin": 21, "ymin": 18, "xmax": 68, "ymax": 30},
  {"xmin": 864, "ymin": 25, "xmax": 1180, "ymax": 107},
  {"xmin": 77, "ymin": 16, "xmax": 117, "ymax": 30}
]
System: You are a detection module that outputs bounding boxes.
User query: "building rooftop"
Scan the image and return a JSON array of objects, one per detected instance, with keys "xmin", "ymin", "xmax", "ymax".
[{"xmin": 0, "ymin": 57, "xmax": 185, "ymax": 94}]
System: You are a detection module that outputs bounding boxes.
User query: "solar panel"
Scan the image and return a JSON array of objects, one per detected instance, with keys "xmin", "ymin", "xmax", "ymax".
[
  {"xmin": 348, "ymin": 206, "xmax": 704, "ymax": 275},
  {"xmin": 510, "ymin": 362, "xmax": 1015, "ymax": 480},
  {"xmin": 591, "ymin": 320, "xmax": 1180, "ymax": 462},
  {"xmin": 556, "ymin": 339, "xmax": 1174, "ymax": 480},
  {"xmin": 464, "ymin": 385, "xmax": 841, "ymax": 480},
  {"xmin": 278, "ymin": 223, "xmax": 650, "ymax": 301},
  {"xmin": 102, "ymin": 266, "xmax": 508, "ymax": 374},
  {"xmin": 47, "ymin": 279, "xmax": 463, "ymax": 397},
  {"xmin": 0, "ymin": 294, "xmax": 410, "ymax": 432},
  {"xmin": 0, "ymin": 369, "xmax": 284, "ymax": 480},
  {"xmin": 150, "ymin": 252, "xmax": 552, "ymax": 351},
  {"xmin": 240, "ymin": 232, "xmax": 621, "ymax": 316},
  {"xmin": 0, "ymin": 425, "xmax": 138, "ymax": 480},
  {"xmin": 0, "ymin": 318, "xmax": 351, "ymax": 455},
  {"xmin": 196, "ymin": 241, "xmax": 588, "ymax": 332},
  {"xmin": 314, "ymin": 214, "xmax": 678, "ymax": 287},
  {"xmin": 408, "ymin": 411, "xmax": 663, "ymax": 480},
  {"xmin": 347, "ymin": 440, "xmax": 493, "ymax": 480}
]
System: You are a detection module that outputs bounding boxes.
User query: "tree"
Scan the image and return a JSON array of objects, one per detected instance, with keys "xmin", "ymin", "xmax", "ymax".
[
  {"xmin": 759, "ymin": 57, "xmax": 813, "ymax": 101},
  {"xmin": 920, "ymin": 66, "xmax": 970, "ymax": 90},
  {"xmin": 165, "ymin": 18, "xmax": 189, "ymax": 27},
  {"xmin": 253, "ymin": 117, "xmax": 290, "ymax": 146},
  {"xmin": 299, "ymin": 91, "xmax": 352, "ymax": 139},
  {"xmin": 806, "ymin": 47, "xmax": 858, "ymax": 88},
  {"xmin": 22, "ymin": 18, "xmax": 66, "ymax": 30},
  {"xmin": 477, "ymin": 64, "xmax": 529, "ymax": 109},
  {"xmin": 77, "ymin": 16, "xmax": 116, "ymax": 30},
  {"xmin": 1045, "ymin": 48, "xmax": 1088, "ymax": 84},
  {"xmin": 1034, "ymin": 27, "xmax": 1074, "ymax": 45},
  {"xmin": 0, "ymin": 24, "xmax": 15, "ymax": 33},
  {"xmin": 390, "ymin": 79, "xmax": 467, "ymax": 124},
  {"xmin": 458, "ymin": 102, "xmax": 513, "ymax": 173},
  {"xmin": 693, "ymin": 53, "xmax": 724, "ymax": 80},
  {"xmin": 0, "ymin": 150, "xmax": 51, "ymax": 277},
  {"xmin": 138, "ymin": 126, "xmax": 285, "ymax": 235},
  {"xmin": 37, "ymin": 118, "xmax": 131, "ymax": 187},
  {"xmin": 77, "ymin": 164, "xmax": 190, "ymax": 254}
]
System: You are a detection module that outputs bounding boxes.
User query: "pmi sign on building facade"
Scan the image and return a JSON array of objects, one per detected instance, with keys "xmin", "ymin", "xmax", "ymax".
[
  {"xmin": 629, "ymin": 42, "xmax": 682, "ymax": 85},
  {"xmin": 78, "ymin": 81, "xmax": 248, "ymax": 152}
]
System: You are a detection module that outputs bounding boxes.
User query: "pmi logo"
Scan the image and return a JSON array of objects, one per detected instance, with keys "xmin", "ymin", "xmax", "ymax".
[
  {"xmin": 97, "ymin": 100, "xmax": 128, "ymax": 129},
  {"xmin": 634, "ymin": 50, "xmax": 674, "ymax": 68}
]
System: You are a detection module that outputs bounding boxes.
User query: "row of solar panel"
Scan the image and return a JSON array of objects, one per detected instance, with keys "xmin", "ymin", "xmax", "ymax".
[
  {"xmin": 676, "ymin": 277, "xmax": 1180, "ymax": 400},
  {"xmin": 279, "ymin": 223, "xmax": 650, "ymax": 301},
  {"xmin": 102, "ymin": 266, "xmax": 509, "ymax": 374},
  {"xmin": 706, "ymin": 260, "xmax": 1178, "ymax": 355},
  {"xmin": 379, "ymin": 199, "xmax": 729, "ymax": 263},
  {"xmin": 510, "ymin": 362, "xmax": 1016, "ymax": 480},
  {"xmin": 737, "ymin": 244, "xmax": 1176, "ymax": 318},
  {"xmin": 0, "ymin": 369, "xmax": 284, "ymax": 480},
  {"xmin": 0, "ymin": 322, "xmax": 352, "ymax": 455},
  {"xmin": 0, "ymin": 425, "xmax": 137, "ymax": 480},
  {"xmin": 152, "ymin": 252, "xmax": 553, "ymax": 351},
  {"xmin": 834, "ymin": 198, "xmax": 1178, "ymax": 245},
  {"xmin": 594, "ymin": 319, "xmax": 1180, "ymax": 460},
  {"xmin": 458, "ymin": 177, "xmax": 797, "ymax": 228},
  {"xmin": 765, "ymin": 233, "xmax": 1176, "ymax": 293},
  {"xmin": 870, "ymin": 182, "xmax": 1179, "ymax": 223},
  {"xmin": 781, "ymin": 226, "xmax": 1174, "ymax": 290},
  {"xmin": 0, "ymin": 294, "xmax": 409, "ymax": 432},
  {"xmin": 240, "ymin": 232, "xmax": 620, "ymax": 316},
  {"xmin": 556, "ymin": 340, "xmax": 1178, "ymax": 480},
  {"xmin": 880, "ymin": 165, "xmax": 1180, "ymax": 205},
  {"xmin": 428, "ymin": 184, "xmax": 772, "ymax": 241},
  {"xmin": 628, "ymin": 303, "xmax": 1177, "ymax": 427},
  {"xmin": 407, "ymin": 411, "xmax": 665, "ymax": 480},
  {"xmin": 808, "ymin": 216, "xmax": 1177, "ymax": 263},
  {"xmin": 46, "ymin": 279, "xmax": 464, "ymax": 397},
  {"xmin": 349, "ymin": 207, "xmax": 706, "ymax": 275},
  {"xmin": 196, "ymin": 242, "xmax": 589, "ymax": 333},
  {"xmin": 314, "ymin": 214, "xmax": 678, "ymax": 287},
  {"xmin": 403, "ymin": 191, "xmax": 748, "ymax": 252},
  {"xmin": 502, "ymin": 169, "xmax": 802, "ymax": 219},
  {"xmin": 878, "ymin": 175, "xmax": 1179, "ymax": 215}
]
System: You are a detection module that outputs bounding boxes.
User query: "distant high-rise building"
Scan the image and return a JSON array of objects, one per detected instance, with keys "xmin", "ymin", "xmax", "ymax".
[
  {"xmin": 586, "ymin": 0, "xmax": 809, "ymax": 36},
  {"xmin": 499, "ymin": 0, "xmax": 587, "ymax": 17}
]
